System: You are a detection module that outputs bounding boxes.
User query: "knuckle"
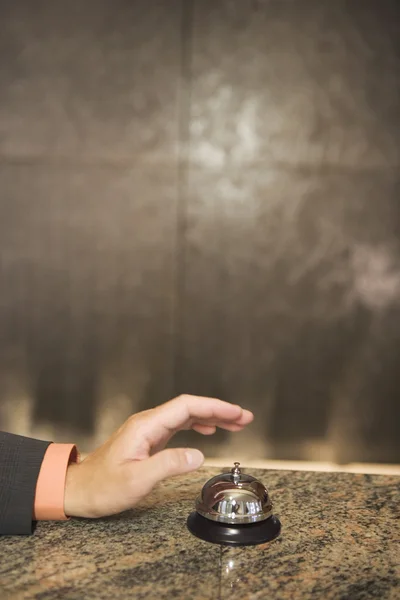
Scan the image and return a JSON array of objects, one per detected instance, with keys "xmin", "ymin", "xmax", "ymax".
[
  {"xmin": 176, "ymin": 394, "xmax": 190, "ymax": 403},
  {"xmin": 127, "ymin": 414, "xmax": 137, "ymax": 425},
  {"xmin": 126, "ymin": 414, "xmax": 140, "ymax": 432},
  {"xmin": 128, "ymin": 410, "xmax": 151, "ymax": 426}
]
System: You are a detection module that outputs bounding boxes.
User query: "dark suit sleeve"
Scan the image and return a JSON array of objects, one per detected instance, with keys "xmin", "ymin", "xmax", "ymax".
[{"xmin": 0, "ymin": 431, "xmax": 51, "ymax": 535}]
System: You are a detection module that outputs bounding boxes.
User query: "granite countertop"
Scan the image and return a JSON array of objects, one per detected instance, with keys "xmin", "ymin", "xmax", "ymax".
[{"xmin": 1, "ymin": 468, "xmax": 399, "ymax": 599}]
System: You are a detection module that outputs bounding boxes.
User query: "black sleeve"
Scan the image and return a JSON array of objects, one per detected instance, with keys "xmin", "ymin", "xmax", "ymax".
[{"xmin": 0, "ymin": 431, "xmax": 51, "ymax": 535}]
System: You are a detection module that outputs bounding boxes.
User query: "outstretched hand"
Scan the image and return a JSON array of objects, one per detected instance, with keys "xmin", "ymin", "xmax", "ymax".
[{"xmin": 64, "ymin": 395, "xmax": 254, "ymax": 518}]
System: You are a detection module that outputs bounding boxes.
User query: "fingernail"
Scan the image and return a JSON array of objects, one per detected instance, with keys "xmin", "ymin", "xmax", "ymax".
[{"xmin": 185, "ymin": 449, "xmax": 204, "ymax": 468}]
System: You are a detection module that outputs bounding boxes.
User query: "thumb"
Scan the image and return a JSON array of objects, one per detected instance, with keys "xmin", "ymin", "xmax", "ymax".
[{"xmin": 144, "ymin": 448, "xmax": 204, "ymax": 486}]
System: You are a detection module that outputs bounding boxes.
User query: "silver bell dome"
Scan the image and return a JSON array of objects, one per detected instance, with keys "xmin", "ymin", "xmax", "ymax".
[{"xmin": 195, "ymin": 462, "xmax": 273, "ymax": 525}]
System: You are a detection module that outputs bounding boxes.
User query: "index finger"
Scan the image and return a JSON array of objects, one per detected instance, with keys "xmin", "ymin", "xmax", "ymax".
[{"xmin": 154, "ymin": 394, "xmax": 253, "ymax": 433}]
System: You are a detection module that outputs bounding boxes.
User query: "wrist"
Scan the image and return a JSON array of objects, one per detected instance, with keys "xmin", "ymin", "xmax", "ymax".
[{"xmin": 64, "ymin": 462, "xmax": 91, "ymax": 518}]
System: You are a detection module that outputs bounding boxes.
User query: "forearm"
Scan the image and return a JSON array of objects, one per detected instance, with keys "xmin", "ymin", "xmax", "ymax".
[{"xmin": 0, "ymin": 432, "xmax": 51, "ymax": 535}]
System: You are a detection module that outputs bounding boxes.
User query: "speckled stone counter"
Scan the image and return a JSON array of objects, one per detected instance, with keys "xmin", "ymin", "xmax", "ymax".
[{"xmin": 1, "ymin": 469, "xmax": 399, "ymax": 599}]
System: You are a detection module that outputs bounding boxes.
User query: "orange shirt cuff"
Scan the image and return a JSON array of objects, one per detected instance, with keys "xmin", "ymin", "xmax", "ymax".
[{"xmin": 33, "ymin": 443, "xmax": 78, "ymax": 521}]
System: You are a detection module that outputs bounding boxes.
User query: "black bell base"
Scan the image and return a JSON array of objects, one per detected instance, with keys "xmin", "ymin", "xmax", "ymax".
[{"xmin": 187, "ymin": 512, "xmax": 281, "ymax": 546}]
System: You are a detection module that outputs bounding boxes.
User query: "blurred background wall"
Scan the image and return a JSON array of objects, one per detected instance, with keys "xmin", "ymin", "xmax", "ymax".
[{"xmin": 0, "ymin": 0, "xmax": 399, "ymax": 464}]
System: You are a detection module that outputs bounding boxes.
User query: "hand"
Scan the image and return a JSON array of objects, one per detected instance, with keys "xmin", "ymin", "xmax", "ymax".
[{"xmin": 64, "ymin": 395, "xmax": 254, "ymax": 518}]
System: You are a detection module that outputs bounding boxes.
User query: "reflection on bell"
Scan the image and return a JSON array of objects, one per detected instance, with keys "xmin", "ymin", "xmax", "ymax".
[{"xmin": 187, "ymin": 462, "xmax": 281, "ymax": 546}]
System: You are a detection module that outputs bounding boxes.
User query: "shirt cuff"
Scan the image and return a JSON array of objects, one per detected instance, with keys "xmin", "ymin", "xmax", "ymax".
[{"xmin": 33, "ymin": 443, "xmax": 78, "ymax": 521}]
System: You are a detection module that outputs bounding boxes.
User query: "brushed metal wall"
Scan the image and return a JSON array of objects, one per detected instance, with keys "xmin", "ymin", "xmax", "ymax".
[{"xmin": 0, "ymin": 0, "xmax": 399, "ymax": 463}]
